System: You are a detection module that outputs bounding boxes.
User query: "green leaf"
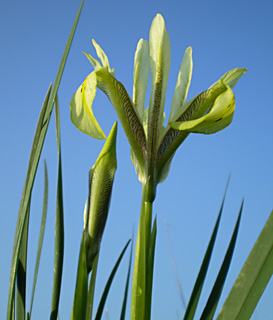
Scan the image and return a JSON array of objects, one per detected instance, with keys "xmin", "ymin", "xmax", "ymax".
[
  {"xmin": 70, "ymin": 71, "xmax": 106, "ymax": 139},
  {"xmin": 170, "ymin": 85, "xmax": 235, "ymax": 134},
  {"xmin": 86, "ymin": 253, "xmax": 99, "ymax": 320},
  {"xmin": 85, "ymin": 122, "xmax": 117, "ymax": 272},
  {"xmin": 217, "ymin": 209, "xmax": 273, "ymax": 320},
  {"xmin": 70, "ymin": 231, "xmax": 88, "ymax": 320},
  {"xmin": 200, "ymin": 200, "xmax": 243, "ymax": 320},
  {"xmin": 16, "ymin": 202, "xmax": 30, "ymax": 320},
  {"xmin": 94, "ymin": 239, "xmax": 131, "ymax": 320},
  {"xmin": 120, "ymin": 236, "xmax": 133, "ymax": 320},
  {"xmin": 133, "ymin": 38, "xmax": 150, "ymax": 121},
  {"xmin": 50, "ymin": 96, "xmax": 64, "ymax": 320},
  {"xmin": 7, "ymin": 83, "xmax": 51, "ymax": 320},
  {"xmin": 29, "ymin": 161, "xmax": 48, "ymax": 319},
  {"xmin": 183, "ymin": 177, "xmax": 229, "ymax": 320},
  {"xmin": 169, "ymin": 46, "xmax": 193, "ymax": 123},
  {"xmin": 7, "ymin": 0, "xmax": 84, "ymax": 317}
]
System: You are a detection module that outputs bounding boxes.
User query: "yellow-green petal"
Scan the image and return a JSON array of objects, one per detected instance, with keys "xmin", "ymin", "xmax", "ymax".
[
  {"xmin": 210, "ymin": 68, "xmax": 247, "ymax": 89},
  {"xmin": 133, "ymin": 39, "xmax": 150, "ymax": 121},
  {"xmin": 169, "ymin": 46, "xmax": 193, "ymax": 123},
  {"xmin": 92, "ymin": 39, "xmax": 115, "ymax": 75},
  {"xmin": 70, "ymin": 72, "xmax": 106, "ymax": 139},
  {"xmin": 170, "ymin": 85, "xmax": 235, "ymax": 134}
]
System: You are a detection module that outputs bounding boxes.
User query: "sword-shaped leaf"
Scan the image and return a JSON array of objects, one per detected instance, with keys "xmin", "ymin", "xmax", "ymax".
[
  {"xmin": 216, "ymin": 209, "xmax": 273, "ymax": 320},
  {"xmin": 200, "ymin": 200, "xmax": 243, "ymax": 320},
  {"xmin": 94, "ymin": 240, "xmax": 131, "ymax": 320},
  {"xmin": 183, "ymin": 178, "xmax": 229, "ymax": 320}
]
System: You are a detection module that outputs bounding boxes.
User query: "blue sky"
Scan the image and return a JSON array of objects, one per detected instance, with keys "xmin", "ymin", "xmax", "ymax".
[{"xmin": 1, "ymin": 0, "xmax": 272, "ymax": 319}]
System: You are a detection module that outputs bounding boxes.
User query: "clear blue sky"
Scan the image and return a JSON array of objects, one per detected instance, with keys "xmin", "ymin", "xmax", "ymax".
[{"xmin": 1, "ymin": 0, "xmax": 272, "ymax": 319}]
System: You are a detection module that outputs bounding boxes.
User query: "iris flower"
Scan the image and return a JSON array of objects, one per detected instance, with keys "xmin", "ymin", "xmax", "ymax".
[
  {"xmin": 70, "ymin": 14, "xmax": 246, "ymax": 200},
  {"xmin": 70, "ymin": 14, "xmax": 246, "ymax": 319}
]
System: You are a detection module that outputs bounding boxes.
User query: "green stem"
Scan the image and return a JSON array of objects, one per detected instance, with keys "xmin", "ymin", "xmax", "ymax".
[{"xmin": 131, "ymin": 182, "xmax": 155, "ymax": 320}]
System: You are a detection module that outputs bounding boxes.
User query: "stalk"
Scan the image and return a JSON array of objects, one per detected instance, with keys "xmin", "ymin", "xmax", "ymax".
[{"xmin": 131, "ymin": 182, "xmax": 155, "ymax": 320}]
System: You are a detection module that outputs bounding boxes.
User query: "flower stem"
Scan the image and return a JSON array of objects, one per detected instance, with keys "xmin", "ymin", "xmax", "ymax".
[{"xmin": 131, "ymin": 182, "xmax": 156, "ymax": 320}]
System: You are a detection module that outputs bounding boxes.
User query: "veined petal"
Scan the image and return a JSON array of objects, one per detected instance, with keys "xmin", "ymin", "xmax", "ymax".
[
  {"xmin": 169, "ymin": 46, "xmax": 193, "ymax": 123},
  {"xmin": 170, "ymin": 85, "xmax": 235, "ymax": 134},
  {"xmin": 70, "ymin": 71, "xmax": 106, "ymax": 139},
  {"xmin": 210, "ymin": 68, "xmax": 247, "ymax": 89},
  {"xmin": 85, "ymin": 122, "xmax": 117, "ymax": 272},
  {"xmin": 133, "ymin": 39, "xmax": 150, "ymax": 121},
  {"xmin": 148, "ymin": 14, "xmax": 171, "ymax": 150},
  {"xmin": 95, "ymin": 67, "xmax": 147, "ymax": 169}
]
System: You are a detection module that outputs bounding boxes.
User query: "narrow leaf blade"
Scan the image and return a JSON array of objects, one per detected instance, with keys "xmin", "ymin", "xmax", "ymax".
[
  {"xmin": 50, "ymin": 97, "xmax": 64, "ymax": 320},
  {"xmin": 216, "ymin": 209, "xmax": 273, "ymax": 320},
  {"xmin": 7, "ymin": 84, "xmax": 52, "ymax": 320},
  {"xmin": 29, "ymin": 161, "xmax": 48, "ymax": 319},
  {"xmin": 184, "ymin": 178, "xmax": 230, "ymax": 320},
  {"xmin": 94, "ymin": 240, "xmax": 131, "ymax": 320},
  {"xmin": 120, "ymin": 235, "xmax": 134, "ymax": 320},
  {"xmin": 200, "ymin": 200, "xmax": 244, "ymax": 320}
]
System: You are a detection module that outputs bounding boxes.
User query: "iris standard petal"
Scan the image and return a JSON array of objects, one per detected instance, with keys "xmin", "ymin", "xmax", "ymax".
[
  {"xmin": 133, "ymin": 39, "xmax": 150, "ymax": 122},
  {"xmin": 169, "ymin": 46, "xmax": 193, "ymax": 123}
]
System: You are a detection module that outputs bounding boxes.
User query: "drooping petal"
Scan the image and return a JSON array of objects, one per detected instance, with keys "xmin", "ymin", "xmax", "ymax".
[
  {"xmin": 70, "ymin": 71, "xmax": 106, "ymax": 139},
  {"xmin": 85, "ymin": 122, "xmax": 117, "ymax": 272},
  {"xmin": 170, "ymin": 85, "xmax": 235, "ymax": 134},
  {"xmin": 168, "ymin": 47, "xmax": 193, "ymax": 123},
  {"xmin": 95, "ymin": 67, "xmax": 147, "ymax": 170},
  {"xmin": 133, "ymin": 39, "xmax": 150, "ymax": 121},
  {"xmin": 210, "ymin": 68, "xmax": 247, "ymax": 89}
]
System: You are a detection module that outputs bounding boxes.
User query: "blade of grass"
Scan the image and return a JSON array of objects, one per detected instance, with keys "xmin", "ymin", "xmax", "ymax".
[
  {"xmin": 216, "ymin": 209, "xmax": 273, "ymax": 320},
  {"xmin": 145, "ymin": 216, "xmax": 157, "ymax": 320},
  {"xmin": 94, "ymin": 239, "xmax": 131, "ymax": 320},
  {"xmin": 200, "ymin": 200, "xmax": 244, "ymax": 320},
  {"xmin": 7, "ymin": 1, "xmax": 85, "ymax": 318},
  {"xmin": 120, "ymin": 234, "xmax": 134, "ymax": 320},
  {"xmin": 7, "ymin": 84, "xmax": 51, "ymax": 320},
  {"xmin": 70, "ymin": 231, "xmax": 88, "ymax": 320},
  {"xmin": 50, "ymin": 96, "xmax": 64, "ymax": 320},
  {"xmin": 16, "ymin": 202, "xmax": 30, "ymax": 320},
  {"xmin": 183, "ymin": 177, "xmax": 230, "ymax": 320},
  {"xmin": 29, "ymin": 161, "xmax": 48, "ymax": 319},
  {"xmin": 86, "ymin": 253, "xmax": 99, "ymax": 320}
]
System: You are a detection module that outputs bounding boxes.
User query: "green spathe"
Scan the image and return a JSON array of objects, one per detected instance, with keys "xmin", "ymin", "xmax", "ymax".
[{"xmin": 84, "ymin": 122, "xmax": 117, "ymax": 272}]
